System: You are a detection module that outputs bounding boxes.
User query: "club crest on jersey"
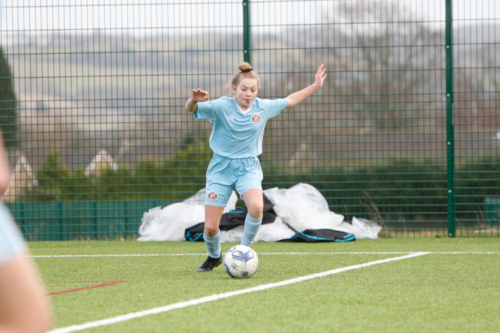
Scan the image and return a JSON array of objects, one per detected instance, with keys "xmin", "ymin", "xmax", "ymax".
[
  {"xmin": 251, "ymin": 113, "xmax": 261, "ymax": 123},
  {"xmin": 208, "ymin": 191, "xmax": 218, "ymax": 200}
]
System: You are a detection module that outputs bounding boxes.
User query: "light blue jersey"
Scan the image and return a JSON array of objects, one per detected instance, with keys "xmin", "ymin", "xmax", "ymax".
[
  {"xmin": 0, "ymin": 2, "xmax": 25, "ymax": 266},
  {"xmin": 194, "ymin": 97, "xmax": 288, "ymax": 158},
  {"xmin": 0, "ymin": 204, "xmax": 26, "ymax": 266}
]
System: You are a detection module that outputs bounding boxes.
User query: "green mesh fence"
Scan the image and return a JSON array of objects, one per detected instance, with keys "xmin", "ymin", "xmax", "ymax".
[
  {"xmin": 453, "ymin": 0, "xmax": 500, "ymax": 236},
  {"xmin": 0, "ymin": 0, "xmax": 498, "ymax": 240}
]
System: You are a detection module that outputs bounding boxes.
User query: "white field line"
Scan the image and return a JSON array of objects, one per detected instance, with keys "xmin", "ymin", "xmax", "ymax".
[
  {"xmin": 48, "ymin": 252, "xmax": 430, "ymax": 333},
  {"xmin": 32, "ymin": 251, "xmax": 500, "ymax": 258}
]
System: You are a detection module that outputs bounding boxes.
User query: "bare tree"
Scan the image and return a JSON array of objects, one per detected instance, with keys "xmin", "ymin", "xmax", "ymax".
[
  {"xmin": 329, "ymin": 1, "xmax": 445, "ymax": 132},
  {"xmin": 454, "ymin": 43, "xmax": 500, "ymax": 131}
]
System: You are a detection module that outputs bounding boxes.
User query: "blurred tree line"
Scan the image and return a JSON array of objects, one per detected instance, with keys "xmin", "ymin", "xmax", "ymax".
[
  {"xmin": 0, "ymin": 47, "xmax": 18, "ymax": 148},
  {"xmin": 21, "ymin": 147, "xmax": 500, "ymax": 224}
]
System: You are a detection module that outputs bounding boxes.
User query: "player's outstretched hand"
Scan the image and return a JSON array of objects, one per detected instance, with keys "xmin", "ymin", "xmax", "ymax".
[
  {"xmin": 192, "ymin": 88, "xmax": 209, "ymax": 102},
  {"xmin": 314, "ymin": 64, "xmax": 327, "ymax": 88}
]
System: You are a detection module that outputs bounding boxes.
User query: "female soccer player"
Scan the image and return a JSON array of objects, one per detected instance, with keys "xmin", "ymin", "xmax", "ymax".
[
  {"xmin": 186, "ymin": 62, "xmax": 327, "ymax": 272},
  {"xmin": 0, "ymin": 0, "xmax": 52, "ymax": 330},
  {"xmin": 0, "ymin": 130, "xmax": 52, "ymax": 332}
]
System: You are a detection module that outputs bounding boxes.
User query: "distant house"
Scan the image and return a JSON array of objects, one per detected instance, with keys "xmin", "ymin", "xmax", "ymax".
[
  {"xmin": 2, "ymin": 156, "xmax": 39, "ymax": 203},
  {"xmin": 85, "ymin": 150, "xmax": 119, "ymax": 177}
]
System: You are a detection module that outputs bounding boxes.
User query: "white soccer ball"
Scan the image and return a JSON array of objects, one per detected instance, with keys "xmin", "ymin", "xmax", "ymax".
[{"xmin": 224, "ymin": 245, "xmax": 259, "ymax": 279}]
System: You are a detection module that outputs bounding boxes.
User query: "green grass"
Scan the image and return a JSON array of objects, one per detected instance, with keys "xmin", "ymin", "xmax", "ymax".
[{"xmin": 29, "ymin": 239, "xmax": 500, "ymax": 332}]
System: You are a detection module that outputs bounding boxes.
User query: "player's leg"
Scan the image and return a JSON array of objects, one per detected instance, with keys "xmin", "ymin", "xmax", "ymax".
[
  {"xmin": 0, "ymin": 203, "xmax": 51, "ymax": 333},
  {"xmin": 0, "ymin": 253, "xmax": 52, "ymax": 333},
  {"xmin": 197, "ymin": 203, "xmax": 226, "ymax": 272},
  {"xmin": 197, "ymin": 193, "xmax": 228, "ymax": 272},
  {"xmin": 236, "ymin": 157, "xmax": 264, "ymax": 247},
  {"xmin": 197, "ymin": 156, "xmax": 234, "ymax": 272},
  {"xmin": 202, "ymin": 204, "xmax": 224, "ymax": 258},
  {"xmin": 240, "ymin": 188, "xmax": 264, "ymax": 247}
]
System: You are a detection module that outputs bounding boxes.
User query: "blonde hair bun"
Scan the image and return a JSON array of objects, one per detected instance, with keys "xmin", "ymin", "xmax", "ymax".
[
  {"xmin": 239, "ymin": 62, "xmax": 253, "ymax": 73},
  {"xmin": 231, "ymin": 62, "xmax": 259, "ymax": 89}
]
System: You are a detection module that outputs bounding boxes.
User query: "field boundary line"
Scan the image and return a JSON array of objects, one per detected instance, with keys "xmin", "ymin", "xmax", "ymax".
[
  {"xmin": 48, "ymin": 252, "xmax": 430, "ymax": 333},
  {"xmin": 47, "ymin": 281, "xmax": 127, "ymax": 296},
  {"xmin": 32, "ymin": 251, "xmax": 500, "ymax": 258}
]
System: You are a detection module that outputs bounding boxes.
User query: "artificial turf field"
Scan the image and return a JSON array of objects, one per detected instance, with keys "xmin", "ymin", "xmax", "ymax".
[{"xmin": 30, "ymin": 238, "xmax": 500, "ymax": 333}]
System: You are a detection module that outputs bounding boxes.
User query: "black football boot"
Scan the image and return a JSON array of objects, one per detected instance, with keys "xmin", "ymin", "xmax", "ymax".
[{"xmin": 196, "ymin": 255, "xmax": 223, "ymax": 272}]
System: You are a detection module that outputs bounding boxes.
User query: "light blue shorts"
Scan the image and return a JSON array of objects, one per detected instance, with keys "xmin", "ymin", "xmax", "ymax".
[
  {"xmin": 0, "ymin": 204, "xmax": 26, "ymax": 266},
  {"xmin": 205, "ymin": 154, "xmax": 263, "ymax": 207}
]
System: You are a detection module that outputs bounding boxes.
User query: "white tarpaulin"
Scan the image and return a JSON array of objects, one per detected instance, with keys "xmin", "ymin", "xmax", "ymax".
[{"xmin": 138, "ymin": 183, "xmax": 381, "ymax": 242}]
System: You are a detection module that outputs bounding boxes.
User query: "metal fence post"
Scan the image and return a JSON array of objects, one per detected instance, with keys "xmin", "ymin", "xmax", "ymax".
[
  {"xmin": 445, "ymin": 0, "xmax": 456, "ymax": 237},
  {"xmin": 243, "ymin": 0, "xmax": 251, "ymax": 64}
]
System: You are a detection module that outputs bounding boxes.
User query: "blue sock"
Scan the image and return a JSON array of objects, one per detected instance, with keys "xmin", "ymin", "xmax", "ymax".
[
  {"xmin": 240, "ymin": 213, "xmax": 262, "ymax": 247},
  {"xmin": 204, "ymin": 231, "xmax": 221, "ymax": 258}
]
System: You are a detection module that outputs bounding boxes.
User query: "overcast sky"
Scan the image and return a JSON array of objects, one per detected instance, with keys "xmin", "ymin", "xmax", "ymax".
[{"xmin": 1, "ymin": 0, "xmax": 498, "ymax": 35}]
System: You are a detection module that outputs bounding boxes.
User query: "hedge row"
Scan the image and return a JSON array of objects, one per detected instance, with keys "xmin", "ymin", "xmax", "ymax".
[
  {"xmin": 29, "ymin": 144, "xmax": 213, "ymax": 202},
  {"xmin": 24, "ymin": 150, "xmax": 500, "ymax": 222},
  {"xmin": 265, "ymin": 159, "xmax": 500, "ymax": 221}
]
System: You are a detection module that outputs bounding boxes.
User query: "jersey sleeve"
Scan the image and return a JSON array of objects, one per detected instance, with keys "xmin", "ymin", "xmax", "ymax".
[
  {"xmin": 0, "ymin": 204, "xmax": 26, "ymax": 266},
  {"xmin": 260, "ymin": 98, "xmax": 288, "ymax": 118},
  {"xmin": 194, "ymin": 97, "xmax": 229, "ymax": 119}
]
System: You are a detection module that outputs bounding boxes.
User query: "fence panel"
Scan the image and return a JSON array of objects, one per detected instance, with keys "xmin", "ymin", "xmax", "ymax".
[
  {"xmin": 253, "ymin": 0, "xmax": 448, "ymax": 236},
  {"xmin": 0, "ymin": 0, "xmax": 498, "ymax": 239},
  {"xmin": 453, "ymin": 0, "xmax": 500, "ymax": 236}
]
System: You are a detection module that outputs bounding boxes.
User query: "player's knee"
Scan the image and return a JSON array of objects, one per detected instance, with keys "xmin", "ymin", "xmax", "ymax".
[
  {"xmin": 249, "ymin": 204, "xmax": 263, "ymax": 219},
  {"xmin": 204, "ymin": 226, "xmax": 219, "ymax": 237}
]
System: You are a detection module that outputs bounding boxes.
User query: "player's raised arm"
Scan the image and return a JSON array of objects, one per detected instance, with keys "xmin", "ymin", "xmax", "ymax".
[
  {"xmin": 285, "ymin": 64, "xmax": 327, "ymax": 108},
  {"xmin": 185, "ymin": 88, "xmax": 210, "ymax": 113}
]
